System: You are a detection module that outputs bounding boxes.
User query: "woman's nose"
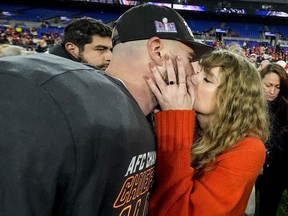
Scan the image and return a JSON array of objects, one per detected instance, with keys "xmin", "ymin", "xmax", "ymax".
[
  {"xmin": 269, "ymin": 87, "xmax": 275, "ymax": 94},
  {"xmin": 191, "ymin": 61, "xmax": 200, "ymax": 75}
]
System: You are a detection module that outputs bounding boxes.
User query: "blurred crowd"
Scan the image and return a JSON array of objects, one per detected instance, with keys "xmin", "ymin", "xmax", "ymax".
[
  {"xmin": 1, "ymin": 24, "xmax": 288, "ymax": 72},
  {"xmin": 0, "ymin": 25, "xmax": 62, "ymax": 53},
  {"xmin": 213, "ymin": 39, "xmax": 288, "ymax": 71}
]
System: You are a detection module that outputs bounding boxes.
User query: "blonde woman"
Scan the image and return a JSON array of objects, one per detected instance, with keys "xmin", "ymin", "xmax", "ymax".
[{"xmin": 147, "ymin": 49, "xmax": 269, "ymax": 215}]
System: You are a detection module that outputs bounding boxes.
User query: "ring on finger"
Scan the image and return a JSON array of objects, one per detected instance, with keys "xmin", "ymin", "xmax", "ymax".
[{"xmin": 169, "ymin": 81, "xmax": 175, "ymax": 85}]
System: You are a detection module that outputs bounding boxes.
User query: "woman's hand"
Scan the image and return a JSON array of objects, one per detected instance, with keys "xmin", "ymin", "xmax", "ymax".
[{"xmin": 146, "ymin": 54, "xmax": 195, "ymax": 111}]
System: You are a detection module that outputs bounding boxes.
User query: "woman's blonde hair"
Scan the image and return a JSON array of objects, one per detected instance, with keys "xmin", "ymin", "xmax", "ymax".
[{"xmin": 191, "ymin": 49, "xmax": 269, "ymax": 177}]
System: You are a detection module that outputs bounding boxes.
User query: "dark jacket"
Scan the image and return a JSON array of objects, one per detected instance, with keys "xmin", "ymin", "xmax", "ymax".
[
  {"xmin": 0, "ymin": 54, "xmax": 156, "ymax": 216},
  {"xmin": 49, "ymin": 43, "xmax": 80, "ymax": 62},
  {"xmin": 265, "ymin": 96, "xmax": 288, "ymax": 171}
]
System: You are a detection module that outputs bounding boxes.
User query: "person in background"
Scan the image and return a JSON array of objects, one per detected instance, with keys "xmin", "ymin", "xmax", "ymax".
[
  {"xmin": 256, "ymin": 63, "xmax": 288, "ymax": 216},
  {"xmin": 146, "ymin": 49, "xmax": 269, "ymax": 216},
  {"xmin": 35, "ymin": 38, "xmax": 49, "ymax": 53},
  {"xmin": 0, "ymin": 4, "xmax": 213, "ymax": 215},
  {"xmin": 249, "ymin": 53, "xmax": 257, "ymax": 67},
  {"xmin": 276, "ymin": 60, "xmax": 288, "ymax": 75},
  {"xmin": 257, "ymin": 59, "xmax": 270, "ymax": 73},
  {"xmin": 276, "ymin": 60, "xmax": 287, "ymax": 69},
  {"xmin": 49, "ymin": 17, "xmax": 112, "ymax": 70}
]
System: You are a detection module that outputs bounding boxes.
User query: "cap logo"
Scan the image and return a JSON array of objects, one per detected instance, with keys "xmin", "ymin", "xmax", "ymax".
[{"xmin": 155, "ymin": 18, "xmax": 177, "ymax": 33}]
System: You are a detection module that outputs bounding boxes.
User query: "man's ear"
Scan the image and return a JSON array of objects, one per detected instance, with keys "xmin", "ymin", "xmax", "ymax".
[
  {"xmin": 65, "ymin": 42, "xmax": 79, "ymax": 58},
  {"xmin": 147, "ymin": 37, "xmax": 165, "ymax": 66}
]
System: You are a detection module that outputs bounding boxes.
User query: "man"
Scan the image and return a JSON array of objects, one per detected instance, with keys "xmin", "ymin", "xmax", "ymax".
[
  {"xmin": 49, "ymin": 17, "xmax": 112, "ymax": 70},
  {"xmin": 257, "ymin": 59, "xmax": 270, "ymax": 73},
  {"xmin": 106, "ymin": 4, "xmax": 213, "ymax": 114},
  {"xmin": 249, "ymin": 53, "xmax": 257, "ymax": 68},
  {"xmin": 0, "ymin": 4, "xmax": 212, "ymax": 216}
]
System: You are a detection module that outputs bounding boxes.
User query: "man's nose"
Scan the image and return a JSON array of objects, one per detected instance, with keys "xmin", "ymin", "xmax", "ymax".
[{"xmin": 106, "ymin": 51, "xmax": 113, "ymax": 61}]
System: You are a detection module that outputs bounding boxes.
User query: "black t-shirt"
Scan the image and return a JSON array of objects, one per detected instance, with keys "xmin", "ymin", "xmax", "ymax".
[{"xmin": 0, "ymin": 53, "xmax": 156, "ymax": 216}]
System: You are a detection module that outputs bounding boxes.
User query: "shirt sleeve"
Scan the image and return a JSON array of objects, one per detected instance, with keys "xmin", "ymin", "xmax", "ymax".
[{"xmin": 149, "ymin": 110, "xmax": 266, "ymax": 216}]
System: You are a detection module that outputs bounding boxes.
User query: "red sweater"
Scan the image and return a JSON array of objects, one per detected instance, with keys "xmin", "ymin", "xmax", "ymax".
[{"xmin": 149, "ymin": 110, "xmax": 266, "ymax": 216}]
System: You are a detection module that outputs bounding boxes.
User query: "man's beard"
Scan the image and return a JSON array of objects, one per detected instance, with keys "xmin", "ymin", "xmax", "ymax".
[{"xmin": 78, "ymin": 53, "xmax": 108, "ymax": 70}]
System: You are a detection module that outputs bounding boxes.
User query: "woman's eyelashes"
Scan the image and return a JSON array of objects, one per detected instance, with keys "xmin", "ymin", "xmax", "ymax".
[
  {"xmin": 264, "ymin": 83, "xmax": 280, "ymax": 89},
  {"xmin": 204, "ymin": 77, "xmax": 212, "ymax": 83}
]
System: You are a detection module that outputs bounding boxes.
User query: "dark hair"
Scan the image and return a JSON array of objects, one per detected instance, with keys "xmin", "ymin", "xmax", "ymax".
[
  {"xmin": 63, "ymin": 17, "xmax": 112, "ymax": 52},
  {"xmin": 260, "ymin": 63, "xmax": 288, "ymax": 99}
]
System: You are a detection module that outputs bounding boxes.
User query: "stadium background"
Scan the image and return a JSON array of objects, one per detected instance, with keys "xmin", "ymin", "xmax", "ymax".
[
  {"xmin": 1, "ymin": 0, "xmax": 288, "ymax": 64},
  {"xmin": 0, "ymin": 0, "xmax": 287, "ymax": 214}
]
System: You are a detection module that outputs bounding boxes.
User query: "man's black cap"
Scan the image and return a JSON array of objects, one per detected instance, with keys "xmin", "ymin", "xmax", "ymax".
[{"xmin": 112, "ymin": 3, "xmax": 214, "ymax": 60}]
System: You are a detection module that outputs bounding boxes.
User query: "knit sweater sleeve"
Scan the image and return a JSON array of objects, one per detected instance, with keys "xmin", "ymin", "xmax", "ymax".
[{"xmin": 149, "ymin": 110, "xmax": 266, "ymax": 216}]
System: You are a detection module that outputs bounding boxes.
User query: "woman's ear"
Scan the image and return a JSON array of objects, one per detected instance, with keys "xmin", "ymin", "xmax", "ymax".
[
  {"xmin": 147, "ymin": 37, "xmax": 165, "ymax": 66},
  {"xmin": 65, "ymin": 42, "xmax": 79, "ymax": 58}
]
